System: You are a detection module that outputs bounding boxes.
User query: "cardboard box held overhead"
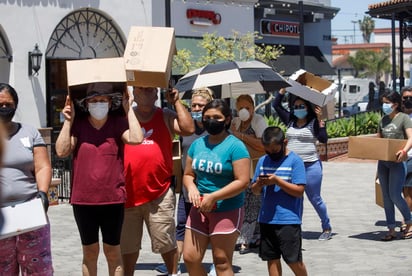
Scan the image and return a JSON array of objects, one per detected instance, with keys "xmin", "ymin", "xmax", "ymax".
[
  {"xmin": 285, "ymin": 69, "xmax": 337, "ymax": 107},
  {"xmin": 348, "ymin": 136, "xmax": 407, "ymax": 161},
  {"xmin": 124, "ymin": 26, "xmax": 176, "ymax": 88},
  {"xmin": 66, "ymin": 57, "xmax": 127, "ymax": 105}
]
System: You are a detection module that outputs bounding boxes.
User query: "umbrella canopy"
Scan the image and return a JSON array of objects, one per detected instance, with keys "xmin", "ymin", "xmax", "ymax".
[{"xmin": 175, "ymin": 60, "xmax": 290, "ymax": 98}]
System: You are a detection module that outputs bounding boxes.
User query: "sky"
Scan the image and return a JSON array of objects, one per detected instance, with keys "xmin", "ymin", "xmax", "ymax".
[{"xmin": 331, "ymin": 0, "xmax": 391, "ymax": 44}]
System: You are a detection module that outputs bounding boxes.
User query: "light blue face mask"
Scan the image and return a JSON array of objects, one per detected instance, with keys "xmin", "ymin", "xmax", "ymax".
[
  {"xmin": 294, "ymin": 109, "xmax": 308, "ymax": 119},
  {"xmin": 191, "ymin": 111, "xmax": 202, "ymax": 122},
  {"xmin": 382, "ymin": 103, "xmax": 393, "ymax": 115}
]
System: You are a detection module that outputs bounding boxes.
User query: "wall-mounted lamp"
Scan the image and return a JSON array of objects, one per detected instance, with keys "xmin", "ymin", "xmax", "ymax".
[{"xmin": 28, "ymin": 44, "xmax": 43, "ymax": 76}]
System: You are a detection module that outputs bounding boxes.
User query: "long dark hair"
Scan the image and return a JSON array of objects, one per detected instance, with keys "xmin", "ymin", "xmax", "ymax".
[
  {"xmin": 382, "ymin": 90, "xmax": 402, "ymax": 112},
  {"xmin": 202, "ymin": 99, "xmax": 232, "ymax": 130}
]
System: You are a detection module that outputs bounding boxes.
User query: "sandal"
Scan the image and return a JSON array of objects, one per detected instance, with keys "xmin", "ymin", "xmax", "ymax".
[
  {"xmin": 400, "ymin": 224, "xmax": 407, "ymax": 233},
  {"xmin": 403, "ymin": 231, "xmax": 412, "ymax": 239},
  {"xmin": 381, "ymin": 233, "xmax": 397, "ymax": 241}
]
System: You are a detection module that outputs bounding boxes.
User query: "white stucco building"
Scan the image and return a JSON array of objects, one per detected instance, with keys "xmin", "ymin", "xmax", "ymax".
[{"xmin": 0, "ymin": 0, "xmax": 337, "ymax": 129}]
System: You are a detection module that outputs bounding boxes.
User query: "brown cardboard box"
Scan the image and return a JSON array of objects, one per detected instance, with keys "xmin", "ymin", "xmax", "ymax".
[
  {"xmin": 66, "ymin": 57, "xmax": 127, "ymax": 115},
  {"xmin": 66, "ymin": 57, "xmax": 127, "ymax": 87},
  {"xmin": 375, "ymin": 178, "xmax": 384, "ymax": 208},
  {"xmin": 286, "ymin": 69, "xmax": 337, "ymax": 107},
  {"xmin": 66, "ymin": 57, "xmax": 127, "ymax": 102},
  {"xmin": 348, "ymin": 136, "xmax": 407, "ymax": 161},
  {"xmin": 124, "ymin": 26, "xmax": 176, "ymax": 88}
]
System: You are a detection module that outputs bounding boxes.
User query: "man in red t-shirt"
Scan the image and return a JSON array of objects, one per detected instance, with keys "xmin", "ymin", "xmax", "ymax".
[{"xmin": 121, "ymin": 87, "xmax": 194, "ymax": 276}]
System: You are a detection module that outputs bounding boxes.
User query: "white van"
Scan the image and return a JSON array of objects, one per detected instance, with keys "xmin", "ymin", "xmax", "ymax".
[{"xmin": 334, "ymin": 77, "xmax": 373, "ymax": 108}]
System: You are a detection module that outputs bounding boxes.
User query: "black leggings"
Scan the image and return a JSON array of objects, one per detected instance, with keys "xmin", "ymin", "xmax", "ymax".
[{"xmin": 72, "ymin": 204, "xmax": 124, "ymax": 246}]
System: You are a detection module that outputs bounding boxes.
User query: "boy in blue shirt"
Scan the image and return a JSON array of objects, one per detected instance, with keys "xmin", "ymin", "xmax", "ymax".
[{"xmin": 251, "ymin": 126, "xmax": 308, "ymax": 276}]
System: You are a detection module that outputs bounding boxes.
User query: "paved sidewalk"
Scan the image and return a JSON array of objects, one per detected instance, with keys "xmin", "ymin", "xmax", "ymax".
[{"xmin": 48, "ymin": 157, "xmax": 412, "ymax": 275}]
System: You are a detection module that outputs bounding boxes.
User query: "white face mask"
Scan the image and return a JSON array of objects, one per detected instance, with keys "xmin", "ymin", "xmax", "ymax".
[
  {"xmin": 238, "ymin": 108, "xmax": 250, "ymax": 122},
  {"xmin": 88, "ymin": 102, "xmax": 109, "ymax": 120}
]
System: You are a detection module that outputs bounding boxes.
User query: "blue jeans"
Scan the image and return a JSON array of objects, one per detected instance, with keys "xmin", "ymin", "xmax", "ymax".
[
  {"xmin": 377, "ymin": 160, "xmax": 412, "ymax": 229},
  {"xmin": 304, "ymin": 160, "xmax": 331, "ymax": 231}
]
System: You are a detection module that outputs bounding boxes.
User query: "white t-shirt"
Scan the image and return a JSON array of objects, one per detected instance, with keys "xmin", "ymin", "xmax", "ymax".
[{"xmin": 231, "ymin": 113, "xmax": 267, "ymax": 138}]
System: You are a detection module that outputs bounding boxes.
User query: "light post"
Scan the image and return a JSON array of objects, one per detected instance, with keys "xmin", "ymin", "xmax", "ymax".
[{"xmin": 351, "ymin": 20, "xmax": 357, "ymax": 44}]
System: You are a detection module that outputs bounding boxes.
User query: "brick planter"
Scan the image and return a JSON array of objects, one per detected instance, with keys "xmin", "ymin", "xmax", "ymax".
[{"xmin": 317, "ymin": 137, "xmax": 349, "ymax": 161}]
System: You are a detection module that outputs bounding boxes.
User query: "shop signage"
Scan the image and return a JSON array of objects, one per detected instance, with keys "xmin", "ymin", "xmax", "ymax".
[
  {"xmin": 186, "ymin": 8, "xmax": 221, "ymax": 26},
  {"xmin": 260, "ymin": 19, "xmax": 300, "ymax": 38}
]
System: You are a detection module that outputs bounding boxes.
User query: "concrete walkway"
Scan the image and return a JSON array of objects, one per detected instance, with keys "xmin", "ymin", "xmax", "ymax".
[{"xmin": 48, "ymin": 157, "xmax": 412, "ymax": 275}]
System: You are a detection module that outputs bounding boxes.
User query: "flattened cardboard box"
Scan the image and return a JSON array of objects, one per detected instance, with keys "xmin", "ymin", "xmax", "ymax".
[
  {"xmin": 124, "ymin": 26, "xmax": 176, "ymax": 88},
  {"xmin": 348, "ymin": 136, "xmax": 407, "ymax": 161},
  {"xmin": 66, "ymin": 57, "xmax": 127, "ymax": 115},
  {"xmin": 0, "ymin": 198, "xmax": 47, "ymax": 240},
  {"xmin": 375, "ymin": 179, "xmax": 384, "ymax": 208},
  {"xmin": 286, "ymin": 69, "xmax": 337, "ymax": 107}
]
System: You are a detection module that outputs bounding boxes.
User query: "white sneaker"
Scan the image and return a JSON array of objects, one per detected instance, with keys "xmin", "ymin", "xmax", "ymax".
[{"xmin": 208, "ymin": 263, "xmax": 216, "ymax": 276}]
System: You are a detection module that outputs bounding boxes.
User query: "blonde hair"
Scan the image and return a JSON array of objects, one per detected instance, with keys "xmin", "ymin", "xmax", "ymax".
[
  {"xmin": 191, "ymin": 87, "xmax": 215, "ymax": 103},
  {"xmin": 236, "ymin": 94, "xmax": 254, "ymax": 105}
]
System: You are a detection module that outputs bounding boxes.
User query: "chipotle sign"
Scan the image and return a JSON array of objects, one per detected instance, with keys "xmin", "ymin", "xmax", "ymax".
[{"xmin": 260, "ymin": 19, "xmax": 300, "ymax": 38}]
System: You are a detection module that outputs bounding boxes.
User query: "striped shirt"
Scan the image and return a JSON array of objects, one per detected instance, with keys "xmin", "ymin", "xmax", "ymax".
[{"xmin": 286, "ymin": 119, "xmax": 319, "ymax": 162}]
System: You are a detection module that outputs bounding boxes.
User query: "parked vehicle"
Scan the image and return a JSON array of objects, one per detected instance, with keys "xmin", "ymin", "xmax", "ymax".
[{"xmin": 334, "ymin": 77, "xmax": 373, "ymax": 109}]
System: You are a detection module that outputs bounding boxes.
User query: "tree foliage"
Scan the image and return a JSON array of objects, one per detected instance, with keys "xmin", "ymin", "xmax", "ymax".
[
  {"xmin": 347, "ymin": 48, "xmax": 391, "ymax": 83},
  {"xmin": 173, "ymin": 31, "xmax": 284, "ymax": 74},
  {"xmin": 358, "ymin": 16, "xmax": 375, "ymax": 43}
]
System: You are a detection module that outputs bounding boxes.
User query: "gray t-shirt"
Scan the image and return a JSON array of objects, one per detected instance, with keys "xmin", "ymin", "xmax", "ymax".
[
  {"xmin": 0, "ymin": 123, "xmax": 46, "ymax": 207},
  {"xmin": 379, "ymin": 112, "xmax": 412, "ymax": 139}
]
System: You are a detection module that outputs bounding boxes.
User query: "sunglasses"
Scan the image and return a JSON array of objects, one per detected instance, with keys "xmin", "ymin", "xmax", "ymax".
[
  {"xmin": 402, "ymin": 96, "xmax": 412, "ymax": 101},
  {"xmin": 293, "ymin": 104, "xmax": 306, "ymax": 110}
]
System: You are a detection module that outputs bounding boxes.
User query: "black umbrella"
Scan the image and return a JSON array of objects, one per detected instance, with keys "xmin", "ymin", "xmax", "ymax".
[{"xmin": 175, "ymin": 60, "xmax": 290, "ymax": 98}]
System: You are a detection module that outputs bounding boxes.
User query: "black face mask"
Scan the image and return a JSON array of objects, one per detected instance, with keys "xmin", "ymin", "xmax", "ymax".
[
  {"xmin": 266, "ymin": 145, "xmax": 285, "ymax": 161},
  {"xmin": 0, "ymin": 107, "xmax": 16, "ymax": 122},
  {"xmin": 202, "ymin": 119, "xmax": 226, "ymax": 135},
  {"xmin": 404, "ymin": 99, "xmax": 412, "ymax": 109}
]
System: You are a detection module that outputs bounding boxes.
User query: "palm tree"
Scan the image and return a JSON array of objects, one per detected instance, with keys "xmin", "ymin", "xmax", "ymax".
[
  {"xmin": 358, "ymin": 16, "xmax": 375, "ymax": 43},
  {"xmin": 347, "ymin": 48, "xmax": 391, "ymax": 82}
]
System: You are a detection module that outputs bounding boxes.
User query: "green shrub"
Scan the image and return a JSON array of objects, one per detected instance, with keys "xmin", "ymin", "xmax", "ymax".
[
  {"xmin": 264, "ymin": 115, "xmax": 287, "ymax": 133},
  {"xmin": 326, "ymin": 111, "xmax": 381, "ymax": 138},
  {"xmin": 264, "ymin": 111, "xmax": 381, "ymax": 139}
]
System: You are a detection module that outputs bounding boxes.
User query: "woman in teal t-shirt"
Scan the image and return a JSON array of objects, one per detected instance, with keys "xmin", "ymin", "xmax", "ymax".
[{"xmin": 183, "ymin": 99, "xmax": 250, "ymax": 276}]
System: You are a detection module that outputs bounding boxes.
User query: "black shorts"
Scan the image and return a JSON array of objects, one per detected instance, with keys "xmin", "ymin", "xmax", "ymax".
[
  {"xmin": 176, "ymin": 193, "xmax": 192, "ymax": 241},
  {"xmin": 259, "ymin": 223, "xmax": 303, "ymax": 264},
  {"xmin": 72, "ymin": 203, "xmax": 124, "ymax": 246}
]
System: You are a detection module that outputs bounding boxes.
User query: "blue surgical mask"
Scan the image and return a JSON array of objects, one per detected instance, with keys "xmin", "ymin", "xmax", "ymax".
[
  {"xmin": 294, "ymin": 109, "xmax": 308, "ymax": 119},
  {"xmin": 382, "ymin": 103, "xmax": 393, "ymax": 115},
  {"xmin": 191, "ymin": 111, "xmax": 202, "ymax": 122}
]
